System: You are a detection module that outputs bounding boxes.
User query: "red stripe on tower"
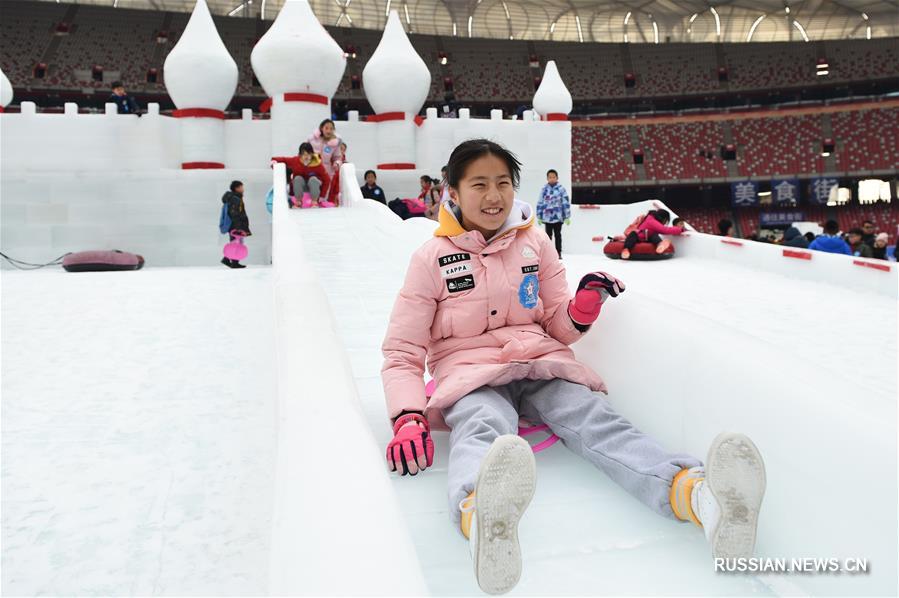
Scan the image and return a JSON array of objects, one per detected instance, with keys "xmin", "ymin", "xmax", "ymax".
[
  {"xmin": 283, "ymin": 93, "xmax": 329, "ymax": 105},
  {"xmin": 182, "ymin": 162, "xmax": 225, "ymax": 169},
  {"xmin": 544, "ymin": 113, "xmax": 568, "ymax": 121},
  {"xmin": 366, "ymin": 112, "xmax": 406, "ymax": 123},
  {"xmin": 377, "ymin": 162, "xmax": 416, "ymax": 170},
  {"xmin": 172, "ymin": 108, "xmax": 226, "ymax": 119}
]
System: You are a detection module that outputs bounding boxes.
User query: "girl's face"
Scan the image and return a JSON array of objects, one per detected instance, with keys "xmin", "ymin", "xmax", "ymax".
[
  {"xmin": 449, "ymin": 153, "xmax": 514, "ymax": 239},
  {"xmin": 321, "ymin": 122, "xmax": 335, "ymax": 138}
]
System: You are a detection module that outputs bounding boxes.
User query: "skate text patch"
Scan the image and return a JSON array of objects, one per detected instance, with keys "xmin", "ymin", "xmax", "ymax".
[
  {"xmin": 441, "ymin": 262, "xmax": 472, "ymax": 278},
  {"xmin": 438, "ymin": 253, "xmax": 471, "ymax": 267},
  {"xmin": 446, "ymin": 274, "xmax": 475, "ymax": 293}
]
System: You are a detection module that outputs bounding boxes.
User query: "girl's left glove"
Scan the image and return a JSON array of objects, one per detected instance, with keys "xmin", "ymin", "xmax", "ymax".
[
  {"xmin": 568, "ymin": 272, "xmax": 625, "ymax": 325},
  {"xmin": 386, "ymin": 413, "xmax": 434, "ymax": 476}
]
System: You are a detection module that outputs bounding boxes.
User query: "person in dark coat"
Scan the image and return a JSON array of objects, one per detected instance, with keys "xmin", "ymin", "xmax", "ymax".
[
  {"xmin": 360, "ymin": 169, "xmax": 386, "ymax": 204},
  {"xmin": 222, "ymin": 180, "xmax": 251, "ymax": 268},
  {"xmin": 108, "ymin": 81, "xmax": 140, "ymax": 115},
  {"xmin": 782, "ymin": 226, "xmax": 808, "ymax": 248},
  {"xmin": 861, "ymin": 220, "xmax": 876, "ymax": 248},
  {"xmin": 847, "ymin": 228, "xmax": 873, "ymax": 258}
]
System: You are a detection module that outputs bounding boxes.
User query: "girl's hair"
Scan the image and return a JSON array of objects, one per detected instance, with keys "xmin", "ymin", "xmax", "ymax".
[
  {"xmin": 298, "ymin": 142, "xmax": 314, "ymax": 155},
  {"xmin": 653, "ymin": 209, "xmax": 671, "ymax": 224},
  {"xmin": 446, "ymin": 139, "xmax": 521, "ymax": 190},
  {"xmin": 319, "ymin": 118, "xmax": 335, "ymax": 134}
]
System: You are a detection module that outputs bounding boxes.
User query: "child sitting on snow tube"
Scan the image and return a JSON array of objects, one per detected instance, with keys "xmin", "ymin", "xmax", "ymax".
[{"xmin": 621, "ymin": 209, "xmax": 685, "ymax": 260}]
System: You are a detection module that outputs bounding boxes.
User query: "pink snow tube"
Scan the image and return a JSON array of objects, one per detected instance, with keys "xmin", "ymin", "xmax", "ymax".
[{"xmin": 62, "ymin": 250, "xmax": 145, "ymax": 272}]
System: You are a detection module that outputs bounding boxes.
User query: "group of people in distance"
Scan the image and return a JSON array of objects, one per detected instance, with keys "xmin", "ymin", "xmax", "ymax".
[{"xmin": 718, "ymin": 217, "xmax": 891, "ymax": 260}]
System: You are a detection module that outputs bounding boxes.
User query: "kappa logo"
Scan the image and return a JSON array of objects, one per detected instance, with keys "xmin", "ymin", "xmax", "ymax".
[
  {"xmin": 521, "ymin": 246, "xmax": 537, "ymax": 259},
  {"xmin": 446, "ymin": 274, "xmax": 475, "ymax": 293},
  {"xmin": 441, "ymin": 262, "xmax": 472, "ymax": 278},
  {"xmin": 438, "ymin": 252, "xmax": 471, "ymax": 267}
]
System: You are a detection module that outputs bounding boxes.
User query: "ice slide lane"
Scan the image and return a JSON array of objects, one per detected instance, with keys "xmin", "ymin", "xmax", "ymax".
[{"xmin": 273, "ymin": 165, "xmax": 896, "ymax": 596}]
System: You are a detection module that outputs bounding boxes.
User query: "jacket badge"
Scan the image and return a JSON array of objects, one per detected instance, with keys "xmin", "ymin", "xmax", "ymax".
[{"xmin": 518, "ymin": 274, "xmax": 539, "ymax": 308}]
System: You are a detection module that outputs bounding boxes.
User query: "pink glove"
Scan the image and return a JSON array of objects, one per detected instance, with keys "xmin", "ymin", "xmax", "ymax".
[
  {"xmin": 386, "ymin": 413, "xmax": 434, "ymax": 476},
  {"xmin": 568, "ymin": 272, "xmax": 625, "ymax": 325}
]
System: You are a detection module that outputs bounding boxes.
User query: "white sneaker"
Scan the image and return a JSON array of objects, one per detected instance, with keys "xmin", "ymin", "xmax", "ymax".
[
  {"xmin": 464, "ymin": 435, "xmax": 537, "ymax": 595},
  {"xmin": 695, "ymin": 432, "xmax": 766, "ymax": 559}
]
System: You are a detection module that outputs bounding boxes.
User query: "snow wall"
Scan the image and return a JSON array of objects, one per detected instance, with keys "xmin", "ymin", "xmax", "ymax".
[
  {"xmin": 268, "ymin": 162, "xmax": 426, "ymax": 595},
  {"xmin": 0, "ymin": 104, "xmax": 566, "ymax": 268}
]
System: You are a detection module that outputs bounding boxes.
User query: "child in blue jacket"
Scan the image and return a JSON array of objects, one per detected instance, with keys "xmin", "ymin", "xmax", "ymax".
[{"xmin": 536, "ymin": 169, "xmax": 571, "ymax": 257}]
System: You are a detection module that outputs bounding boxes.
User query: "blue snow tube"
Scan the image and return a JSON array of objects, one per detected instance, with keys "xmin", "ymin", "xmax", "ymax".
[{"xmin": 265, "ymin": 187, "xmax": 274, "ymax": 214}]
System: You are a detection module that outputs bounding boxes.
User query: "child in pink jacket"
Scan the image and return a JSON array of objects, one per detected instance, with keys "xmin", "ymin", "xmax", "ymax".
[
  {"xmin": 307, "ymin": 119, "xmax": 343, "ymax": 204},
  {"xmin": 621, "ymin": 209, "xmax": 686, "ymax": 259},
  {"xmin": 381, "ymin": 139, "xmax": 766, "ymax": 595}
]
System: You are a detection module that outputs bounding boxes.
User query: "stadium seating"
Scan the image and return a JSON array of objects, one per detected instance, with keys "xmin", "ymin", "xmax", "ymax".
[
  {"xmin": 832, "ymin": 107, "xmax": 899, "ymax": 172},
  {"xmin": 0, "ymin": 1, "xmax": 67, "ymax": 86},
  {"xmin": 572, "ymin": 126, "xmax": 635, "ymax": 182},
  {"xmin": 629, "ymin": 43, "xmax": 717, "ymax": 97},
  {"xmin": 2, "ymin": 1, "xmax": 898, "ymax": 102},
  {"xmin": 731, "ymin": 114, "xmax": 824, "ymax": 177},
  {"xmin": 636, "ymin": 120, "xmax": 727, "ymax": 179}
]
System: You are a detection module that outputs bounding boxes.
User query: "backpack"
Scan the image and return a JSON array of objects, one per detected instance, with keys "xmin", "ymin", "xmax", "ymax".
[
  {"xmin": 219, "ymin": 203, "xmax": 232, "ymax": 234},
  {"xmin": 388, "ymin": 198, "xmax": 410, "ymax": 220}
]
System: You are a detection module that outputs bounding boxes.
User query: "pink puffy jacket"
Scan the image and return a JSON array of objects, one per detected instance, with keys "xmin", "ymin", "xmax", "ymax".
[
  {"xmin": 634, "ymin": 214, "xmax": 684, "ymax": 241},
  {"xmin": 307, "ymin": 129, "xmax": 343, "ymax": 177},
  {"xmin": 381, "ymin": 200, "xmax": 607, "ymax": 430}
]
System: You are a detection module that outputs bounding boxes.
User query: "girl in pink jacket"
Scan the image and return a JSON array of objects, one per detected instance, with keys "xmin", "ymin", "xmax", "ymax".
[
  {"xmin": 381, "ymin": 139, "xmax": 766, "ymax": 595},
  {"xmin": 621, "ymin": 209, "xmax": 686, "ymax": 259},
  {"xmin": 307, "ymin": 119, "xmax": 343, "ymax": 204}
]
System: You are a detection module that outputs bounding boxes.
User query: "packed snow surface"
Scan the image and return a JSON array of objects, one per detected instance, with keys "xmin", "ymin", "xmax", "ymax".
[{"xmin": 2, "ymin": 268, "xmax": 276, "ymax": 595}]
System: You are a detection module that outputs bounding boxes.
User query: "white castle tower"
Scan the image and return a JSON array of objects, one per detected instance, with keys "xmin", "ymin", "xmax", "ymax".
[
  {"xmin": 533, "ymin": 60, "xmax": 572, "ymax": 121},
  {"xmin": 251, "ymin": 0, "xmax": 346, "ymax": 157},
  {"xmin": 362, "ymin": 10, "xmax": 431, "ymax": 170},
  {"xmin": 163, "ymin": 0, "xmax": 238, "ymax": 168},
  {"xmin": 1, "ymin": 67, "xmax": 14, "ymax": 111}
]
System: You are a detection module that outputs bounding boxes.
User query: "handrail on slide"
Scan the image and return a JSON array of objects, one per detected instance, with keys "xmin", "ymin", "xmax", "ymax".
[{"xmin": 268, "ymin": 162, "xmax": 427, "ymax": 595}]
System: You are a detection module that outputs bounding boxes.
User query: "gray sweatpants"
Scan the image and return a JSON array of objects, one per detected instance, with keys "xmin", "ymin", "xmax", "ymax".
[
  {"xmin": 293, "ymin": 176, "xmax": 322, "ymax": 200},
  {"xmin": 442, "ymin": 378, "xmax": 702, "ymax": 523}
]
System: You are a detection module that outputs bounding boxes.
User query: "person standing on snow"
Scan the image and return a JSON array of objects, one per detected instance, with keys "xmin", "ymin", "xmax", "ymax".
[
  {"xmin": 381, "ymin": 139, "xmax": 767, "ymax": 595},
  {"xmin": 535, "ymin": 168, "xmax": 571, "ymax": 257},
  {"xmin": 221, "ymin": 180, "xmax": 250, "ymax": 269}
]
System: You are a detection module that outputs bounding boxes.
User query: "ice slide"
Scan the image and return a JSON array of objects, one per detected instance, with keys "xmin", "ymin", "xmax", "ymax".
[{"xmin": 272, "ymin": 163, "xmax": 896, "ymax": 596}]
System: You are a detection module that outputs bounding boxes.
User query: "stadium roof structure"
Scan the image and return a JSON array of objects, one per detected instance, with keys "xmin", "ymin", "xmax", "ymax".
[{"xmin": 31, "ymin": 0, "xmax": 899, "ymax": 42}]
